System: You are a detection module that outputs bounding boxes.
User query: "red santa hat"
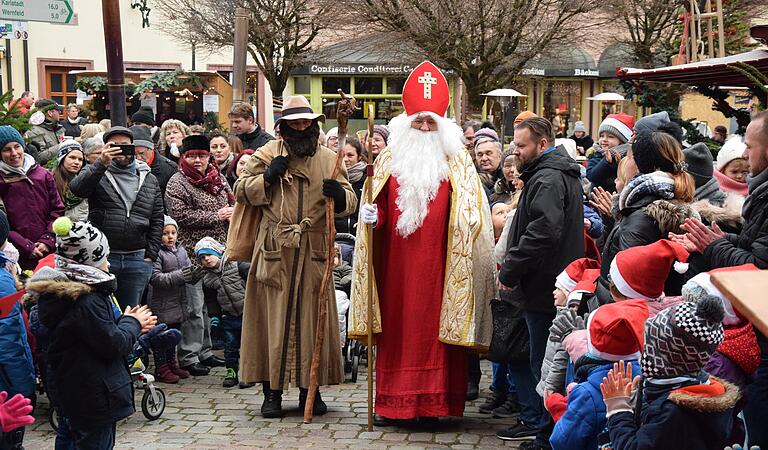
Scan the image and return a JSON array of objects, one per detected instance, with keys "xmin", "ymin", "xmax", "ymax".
[
  {"xmin": 402, "ymin": 61, "xmax": 450, "ymax": 117},
  {"xmin": 609, "ymin": 240, "xmax": 689, "ymax": 301},
  {"xmin": 555, "ymin": 258, "xmax": 601, "ymax": 293},
  {"xmin": 598, "ymin": 113, "xmax": 635, "ymax": 144},
  {"xmin": 567, "ymin": 268, "xmax": 601, "ymax": 309},
  {"xmin": 587, "ymin": 299, "xmax": 649, "ymax": 361}
]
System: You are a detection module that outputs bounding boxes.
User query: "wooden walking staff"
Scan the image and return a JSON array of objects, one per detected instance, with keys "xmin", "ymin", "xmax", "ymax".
[
  {"xmin": 304, "ymin": 91, "xmax": 358, "ymax": 423},
  {"xmin": 365, "ymin": 103, "xmax": 376, "ymax": 432}
]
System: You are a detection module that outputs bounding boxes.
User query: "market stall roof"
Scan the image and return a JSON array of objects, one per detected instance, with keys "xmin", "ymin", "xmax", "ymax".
[{"xmin": 617, "ymin": 49, "xmax": 768, "ymax": 87}]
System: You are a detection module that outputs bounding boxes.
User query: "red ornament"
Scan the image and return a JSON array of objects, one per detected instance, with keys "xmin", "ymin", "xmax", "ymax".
[{"xmin": 402, "ymin": 61, "xmax": 450, "ymax": 117}]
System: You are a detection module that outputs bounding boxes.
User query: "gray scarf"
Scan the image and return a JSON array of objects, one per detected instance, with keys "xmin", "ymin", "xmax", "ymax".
[
  {"xmin": 108, "ymin": 159, "xmax": 140, "ymax": 211},
  {"xmin": 347, "ymin": 161, "xmax": 366, "ymax": 184},
  {"xmin": 218, "ymin": 153, "xmax": 235, "ymax": 173},
  {"xmin": 693, "ymin": 177, "xmax": 727, "ymax": 207},
  {"xmin": 0, "ymin": 153, "xmax": 35, "ymax": 179}
]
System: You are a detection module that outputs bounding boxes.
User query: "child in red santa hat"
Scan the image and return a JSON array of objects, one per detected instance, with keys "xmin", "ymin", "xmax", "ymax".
[{"xmin": 548, "ymin": 300, "xmax": 647, "ymax": 450}]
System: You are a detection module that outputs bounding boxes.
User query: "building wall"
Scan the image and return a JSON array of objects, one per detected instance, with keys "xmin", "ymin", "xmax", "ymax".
[{"xmin": 680, "ymin": 91, "xmax": 738, "ymax": 134}]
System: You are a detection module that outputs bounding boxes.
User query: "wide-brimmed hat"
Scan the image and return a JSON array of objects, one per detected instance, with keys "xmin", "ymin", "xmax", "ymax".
[{"xmin": 276, "ymin": 95, "xmax": 325, "ymax": 125}]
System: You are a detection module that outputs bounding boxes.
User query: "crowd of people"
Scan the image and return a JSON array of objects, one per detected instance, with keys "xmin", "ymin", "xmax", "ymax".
[{"xmin": 0, "ymin": 61, "xmax": 766, "ymax": 450}]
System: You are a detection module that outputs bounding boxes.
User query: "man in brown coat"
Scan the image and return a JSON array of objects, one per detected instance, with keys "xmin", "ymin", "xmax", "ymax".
[{"xmin": 231, "ymin": 96, "xmax": 357, "ymax": 418}]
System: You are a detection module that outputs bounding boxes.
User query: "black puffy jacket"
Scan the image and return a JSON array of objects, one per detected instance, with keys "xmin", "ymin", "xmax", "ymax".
[
  {"xmin": 149, "ymin": 151, "xmax": 178, "ymax": 199},
  {"xmin": 498, "ymin": 146, "xmax": 585, "ymax": 314},
  {"xmin": 596, "ymin": 196, "xmax": 698, "ymax": 305},
  {"xmin": 35, "ymin": 277, "xmax": 141, "ymax": 429},
  {"xmin": 70, "ymin": 159, "xmax": 164, "ymax": 260}
]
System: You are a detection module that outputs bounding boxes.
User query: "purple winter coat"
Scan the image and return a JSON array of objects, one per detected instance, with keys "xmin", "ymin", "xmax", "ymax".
[{"xmin": 0, "ymin": 154, "xmax": 64, "ymax": 270}]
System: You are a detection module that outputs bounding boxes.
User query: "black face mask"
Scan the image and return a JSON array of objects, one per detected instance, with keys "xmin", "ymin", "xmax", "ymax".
[{"xmin": 281, "ymin": 121, "xmax": 320, "ymax": 158}]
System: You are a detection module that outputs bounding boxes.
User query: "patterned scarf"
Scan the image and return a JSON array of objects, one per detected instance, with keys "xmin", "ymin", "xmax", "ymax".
[
  {"xmin": 619, "ymin": 171, "xmax": 676, "ymax": 210},
  {"xmin": 346, "ymin": 161, "xmax": 366, "ymax": 184},
  {"xmin": 180, "ymin": 157, "xmax": 228, "ymax": 198}
]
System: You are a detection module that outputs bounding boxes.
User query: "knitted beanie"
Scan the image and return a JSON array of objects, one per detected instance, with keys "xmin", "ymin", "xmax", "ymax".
[
  {"xmin": 633, "ymin": 111, "xmax": 671, "ymax": 136},
  {"xmin": 195, "ymin": 236, "xmax": 225, "ymax": 258},
  {"xmin": 716, "ymin": 136, "xmax": 746, "ymax": 171},
  {"xmin": 0, "ymin": 126, "xmax": 25, "ymax": 151},
  {"xmin": 130, "ymin": 125, "xmax": 154, "ymax": 150},
  {"xmin": 364, "ymin": 125, "xmax": 390, "ymax": 145},
  {"xmin": 573, "ymin": 121, "xmax": 586, "ymax": 133},
  {"xmin": 683, "ymin": 142, "xmax": 714, "ymax": 189},
  {"xmin": 53, "ymin": 217, "xmax": 110, "ymax": 267},
  {"xmin": 163, "ymin": 215, "xmax": 178, "ymax": 230},
  {"xmin": 642, "ymin": 296, "xmax": 725, "ymax": 379},
  {"xmin": 514, "ymin": 111, "xmax": 538, "ymax": 126},
  {"xmin": 0, "ymin": 211, "xmax": 9, "ymax": 245},
  {"xmin": 131, "ymin": 106, "xmax": 156, "ymax": 127},
  {"xmin": 598, "ymin": 113, "xmax": 634, "ymax": 144},
  {"xmin": 325, "ymin": 127, "xmax": 338, "ymax": 146},
  {"xmin": 473, "ymin": 127, "xmax": 500, "ymax": 150},
  {"xmin": 57, "ymin": 140, "xmax": 84, "ymax": 166},
  {"xmin": 631, "ymin": 129, "xmax": 663, "ymax": 174}
]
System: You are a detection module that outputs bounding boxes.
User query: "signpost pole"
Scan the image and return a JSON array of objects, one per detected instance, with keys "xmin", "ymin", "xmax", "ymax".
[
  {"xmin": 232, "ymin": 8, "xmax": 249, "ymax": 104},
  {"xmin": 101, "ymin": 0, "xmax": 127, "ymax": 126}
]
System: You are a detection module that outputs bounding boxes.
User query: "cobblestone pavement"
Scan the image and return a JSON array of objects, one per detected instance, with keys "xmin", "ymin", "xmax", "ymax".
[{"xmin": 25, "ymin": 359, "xmax": 523, "ymax": 449}]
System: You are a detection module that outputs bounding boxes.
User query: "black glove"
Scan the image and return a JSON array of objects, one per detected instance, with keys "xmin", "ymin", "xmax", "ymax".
[
  {"xmin": 263, "ymin": 155, "xmax": 289, "ymax": 184},
  {"xmin": 323, "ymin": 178, "xmax": 347, "ymax": 213}
]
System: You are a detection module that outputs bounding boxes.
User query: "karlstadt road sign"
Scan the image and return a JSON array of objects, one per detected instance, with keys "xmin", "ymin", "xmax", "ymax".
[{"xmin": 0, "ymin": 1, "xmax": 74, "ymax": 25}]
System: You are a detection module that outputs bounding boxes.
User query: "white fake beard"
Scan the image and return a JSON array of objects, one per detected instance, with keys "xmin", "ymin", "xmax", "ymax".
[{"xmin": 387, "ymin": 112, "xmax": 463, "ymax": 237}]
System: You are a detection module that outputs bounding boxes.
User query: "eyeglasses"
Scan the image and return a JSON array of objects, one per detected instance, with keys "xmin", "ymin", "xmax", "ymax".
[{"xmin": 184, "ymin": 154, "xmax": 209, "ymax": 161}]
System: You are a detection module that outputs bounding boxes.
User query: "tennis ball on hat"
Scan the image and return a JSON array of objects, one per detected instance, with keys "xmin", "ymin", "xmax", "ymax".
[{"xmin": 53, "ymin": 216, "xmax": 74, "ymax": 237}]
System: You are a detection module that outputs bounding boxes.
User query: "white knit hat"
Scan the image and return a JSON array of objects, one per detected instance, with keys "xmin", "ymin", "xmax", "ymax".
[{"xmin": 716, "ymin": 136, "xmax": 746, "ymax": 171}]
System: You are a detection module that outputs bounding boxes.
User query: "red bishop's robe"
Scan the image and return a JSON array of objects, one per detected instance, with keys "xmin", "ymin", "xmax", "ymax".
[{"xmin": 373, "ymin": 176, "xmax": 468, "ymax": 419}]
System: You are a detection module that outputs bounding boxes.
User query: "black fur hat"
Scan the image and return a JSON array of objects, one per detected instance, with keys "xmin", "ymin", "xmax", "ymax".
[{"xmin": 181, "ymin": 134, "xmax": 210, "ymax": 154}]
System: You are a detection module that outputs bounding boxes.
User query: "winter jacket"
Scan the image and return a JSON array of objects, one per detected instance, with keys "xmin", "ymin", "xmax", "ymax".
[
  {"xmin": 606, "ymin": 376, "xmax": 739, "ymax": 450},
  {"xmin": 569, "ymin": 134, "xmax": 594, "ymax": 154},
  {"xmin": 186, "ymin": 259, "xmax": 248, "ymax": 317},
  {"xmin": 499, "ymin": 146, "xmax": 585, "ymax": 314},
  {"xmin": 25, "ymin": 121, "xmax": 65, "ymax": 165},
  {"xmin": 70, "ymin": 159, "xmax": 164, "ymax": 260},
  {"xmin": 0, "ymin": 268, "xmax": 34, "ymax": 399},
  {"xmin": 583, "ymin": 204, "xmax": 603, "ymax": 239},
  {"xmin": 550, "ymin": 359, "xmax": 641, "ymax": 450},
  {"xmin": 693, "ymin": 177, "xmax": 728, "ymax": 207},
  {"xmin": 34, "ymin": 276, "xmax": 142, "ymax": 430},
  {"xmin": 149, "ymin": 151, "xmax": 178, "ymax": 199},
  {"xmin": 586, "ymin": 144, "xmax": 630, "ymax": 193},
  {"xmin": 165, "ymin": 171, "xmax": 232, "ymax": 251},
  {"xmin": 60, "ymin": 117, "xmax": 88, "ymax": 139},
  {"xmin": 149, "ymin": 243, "xmax": 191, "ymax": 326},
  {"xmin": 333, "ymin": 260, "xmax": 353, "ymax": 293},
  {"xmin": 596, "ymin": 197, "xmax": 698, "ymax": 305},
  {"xmin": 64, "ymin": 197, "xmax": 89, "ymax": 222},
  {"xmin": 334, "ymin": 173, "xmax": 365, "ymax": 235},
  {"xmin": 0, "ymin": 154, "xmax": 65, "ymax": 270},
  {"xmin": 237, "ymin": 124, "xmax": 274, "ymax": 152}
]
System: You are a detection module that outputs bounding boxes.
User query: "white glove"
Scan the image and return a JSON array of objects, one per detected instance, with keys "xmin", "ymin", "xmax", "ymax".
[{"xmin": 360, "ymin": 203, "xmax": 378, "ymax": 225}]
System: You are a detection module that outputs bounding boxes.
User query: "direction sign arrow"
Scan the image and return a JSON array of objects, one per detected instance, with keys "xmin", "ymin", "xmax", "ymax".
[{"xmin": 0, "ymin": 1, "xmax": 75, "ymax": 25}]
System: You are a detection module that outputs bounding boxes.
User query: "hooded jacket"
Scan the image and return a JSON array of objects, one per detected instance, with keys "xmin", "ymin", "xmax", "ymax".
[
  {"xmin": 0, "ymin": 263, "xmax": 34, "ymax": 399},
  {"xmin": 606, "ymin": 376, "xmax": 740, "ymax": 450},
  {"xmin": 149, "ymin": 242, "xmax": 191, "ymax": 325},
  {"xmin": 32, "ymin": 273, "xmax": 141, "ymax": 429},
  {"xmin": 499, "ymin": 146, "xmax": 585, "ymax": 314},
  {"xmin": 70, "ymin": 158, "xmax": 164, "ymax": 260},
  {"xmin": 237, "ymin": 123, "xmax": 274, "ymax": 152},
  {"xmin": 185, "ymin": 258, "xmax": 248, "ymax": 316},
  {"xmin": 0, "ymin": 153, "xmax": 64, "ymax": 269}
]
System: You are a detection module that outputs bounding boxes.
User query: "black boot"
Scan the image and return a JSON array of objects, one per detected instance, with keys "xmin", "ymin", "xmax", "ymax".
[
  {"xmin": 298, "ymin": 387, "xmax": 328, "ymax": 416},
  {"xmin": 478, "ymin": 391, "xmax": 507, "ymax": 414},
  {"xmin": 261, "ymin": 382, "xmax": 284, "ymax": 418}
]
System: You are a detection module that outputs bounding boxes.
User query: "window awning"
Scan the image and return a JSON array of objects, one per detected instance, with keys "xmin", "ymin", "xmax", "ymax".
[
  {"xmin": 617, "ymin": 49, "xmax": 768, "ymax": 87},
  {"xmin": 522, "ymin": 46, "xmax": 598, "ymax": 78}
]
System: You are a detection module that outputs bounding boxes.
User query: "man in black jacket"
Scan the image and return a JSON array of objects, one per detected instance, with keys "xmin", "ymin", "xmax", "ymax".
[
  {"xmin": 130, "ymin": 125, "xmax": 177, "ymax": 202},
  {"xmin": 70, "ymin": 126, "xmax": 165, "ymax": 309},
  {"xmin": 497, "ymin": 117, "xmax": 584, "ymax": 447},
  {"xmin": 228, "ymin": 103, "xmax": 274, "ymax": 150},
  {"xmin": 671, "ymin": 111, "xmax": 768, "ymax": 448}
]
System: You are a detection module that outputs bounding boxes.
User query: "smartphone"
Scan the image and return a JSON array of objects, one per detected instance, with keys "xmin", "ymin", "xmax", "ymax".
[{"xmin": 114, "ymin": 144, "xmax": 136, "ymax": 156}]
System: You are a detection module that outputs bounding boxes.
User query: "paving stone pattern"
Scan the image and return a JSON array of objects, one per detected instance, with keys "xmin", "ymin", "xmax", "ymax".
[{"xmin": 25, "ymin": 359, "xmax": 523, "ymax": 449}]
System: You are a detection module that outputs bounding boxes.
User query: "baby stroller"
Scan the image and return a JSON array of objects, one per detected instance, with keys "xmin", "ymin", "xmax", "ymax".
[{"xmin": 335, "ymin": 233, "xmax": 367, "ymax": 382}]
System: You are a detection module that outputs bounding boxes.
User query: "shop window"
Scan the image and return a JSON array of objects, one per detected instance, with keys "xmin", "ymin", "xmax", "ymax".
[
  {"xmin": 46, "ymin": 68, "xmax": 80, "ymax": 106},
  {"xmin": 354, "ymin": 77, "xmax": 383, "ymax": 95},
  {"xmin": 322, "ymin": 77, "xmax": 350, "ymax": 95},
  {"xmin": 386, "ymin": 77, "xmax": 405, "ymax": 95},
  {"xmin": 543, "ymin": 80, "xmax": 582, "ymax": 138},
  {"xmin": 294, "ymin": 76, "xmax": 311, "ymax": 94}
]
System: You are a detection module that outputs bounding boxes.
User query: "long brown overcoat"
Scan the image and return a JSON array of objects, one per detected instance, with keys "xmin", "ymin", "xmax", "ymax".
[{"xmin": 231, "ymin": 140, "xmax": 357, "ymax": 389}]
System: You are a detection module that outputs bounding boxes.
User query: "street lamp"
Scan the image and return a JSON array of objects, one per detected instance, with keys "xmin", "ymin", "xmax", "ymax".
[{"xmin": 483, "ymin": 88, "xmax": 526, "ymax": 150}]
